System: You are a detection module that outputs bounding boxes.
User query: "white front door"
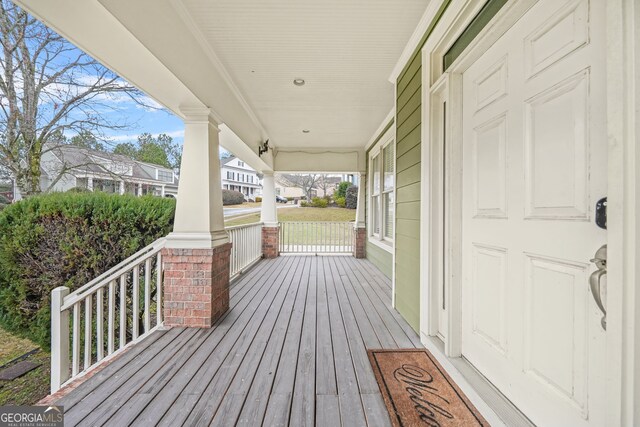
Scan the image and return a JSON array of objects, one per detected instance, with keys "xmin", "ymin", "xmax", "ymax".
[{"xmin": 460, "ymin": 0, "xmax": 606, "ymax": 425}]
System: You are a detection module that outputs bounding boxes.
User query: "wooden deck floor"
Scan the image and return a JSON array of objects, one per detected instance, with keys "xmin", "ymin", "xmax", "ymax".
[{"xmin": 56, "ymin": 255, "xmax": 423, "ymax": 426}]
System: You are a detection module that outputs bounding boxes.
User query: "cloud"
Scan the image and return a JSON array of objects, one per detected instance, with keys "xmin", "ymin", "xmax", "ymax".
[{"xmin": 104, "ymin": 129, "xmax": 185, "ymax": 143}]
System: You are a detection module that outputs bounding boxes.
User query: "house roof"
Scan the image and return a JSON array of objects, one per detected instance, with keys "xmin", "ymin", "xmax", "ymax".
[{"xmin": 48, "ymin": 144, "xmax": 175, "ymax": 184}]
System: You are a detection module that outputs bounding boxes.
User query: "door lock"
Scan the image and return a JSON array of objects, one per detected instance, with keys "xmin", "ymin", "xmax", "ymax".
[{"xmin": 589, "ymin": 244, "xmax": 607, "ymax": 330}]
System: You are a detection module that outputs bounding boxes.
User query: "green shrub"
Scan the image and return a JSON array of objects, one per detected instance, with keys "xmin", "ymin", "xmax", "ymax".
[
  {"xmin": 0, "ymin": 192, "xmax": 175, "ymax": 349},
  {"xmin": 335, "ymin": 197, "xmax": 346, "ymax": 208},
  {"xmin": 222, "ymin": 189, "xmax": 245, "ymax": 205},
  {"xmin": 66, "ymin": 186, "xmax": 90, "ymax": 193},
  {"xmin": 346, "ymin": 186, "xmax": 358, "ymax": 209},
  {"xmin": 255, "ymin": 196, "xmax": 262, "ymax": 202},
  {"xmin": 311, "ymin": 197, "xmax": 328, "ymax": 208},
  {"xmin": 300, "ymin": 200, "xmax": 309, "ymax": 207},
  {"xmin": 336, "ymin": 181, "xmax": 351, "ymax": 199},
  {"xmin": 0, "ymin": 194, "xmax": 9, "ymax": 211}
]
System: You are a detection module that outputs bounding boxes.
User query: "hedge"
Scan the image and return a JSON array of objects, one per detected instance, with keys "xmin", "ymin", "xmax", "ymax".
[
  {"xmin": 311, "ymin": 197, "xmax": 328, "ymax": 208},
  {"xmin": 0, "ymin": 194, "xmax": 9, "ymax": 210},
  {"xmin": 346, "ymin": 185, "xmax": 358, "ymax": 209},
  {"xmin": 222, "ymin": 189, "xmax": 245, "ymax": 205},
  {"xmin": 0, "ymin": 192, "xmax": 175, "ymax": 348}
]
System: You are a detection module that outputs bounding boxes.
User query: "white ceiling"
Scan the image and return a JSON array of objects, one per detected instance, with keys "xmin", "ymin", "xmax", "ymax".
[{"xmin": 178, "ymin": 0, "xmax": 429, "ymax": 148}]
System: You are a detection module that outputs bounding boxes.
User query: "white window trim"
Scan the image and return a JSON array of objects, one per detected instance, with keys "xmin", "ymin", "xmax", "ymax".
[{"xmin": 368, "ymin": 127, "xmax": 395, "ymax": 252}]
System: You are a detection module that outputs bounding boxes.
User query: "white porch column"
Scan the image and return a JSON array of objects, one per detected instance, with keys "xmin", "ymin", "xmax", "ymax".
[
  {"xmin": 260, "ymin": 172, "xmax": 278, "ymax": 227},
  {"xmin": 87, "ymin": 177, "xmax": 94, "ymax": 191},
  {"xmin": 354, "ymin": 172, "xmax": 366, "ymax": 229},
  {"xmin": 161, "ymin": 185, "xmax": 166, "ymax": 197},
  {"xmin": 137, "ymin": 183, "xmax": 143, "ymax": 196},
  {"xmin": 119, "ymin": 181, "xmax": 125, "ymax": 195},
  {"xmin": 353, "ymin": 171, "xmax": 366, "ymax": 258},
  {"xmin": 167, "ymin": 108, "xmax": 228, "ymax": 248}
]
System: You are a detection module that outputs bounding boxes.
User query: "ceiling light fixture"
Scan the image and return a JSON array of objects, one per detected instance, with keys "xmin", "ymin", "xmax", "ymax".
[
  {"xmin": 302, "ymin": 129, "xmax": 310, "ymax": 133},
  {"xmin": 293, "ymin": 78, "xmax": 305, "ymax": 86}
]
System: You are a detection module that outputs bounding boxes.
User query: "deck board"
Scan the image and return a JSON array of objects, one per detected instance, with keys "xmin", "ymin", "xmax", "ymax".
[{"xmin": 56, "ymin": 256, "xmax": 422, "ymax": 426}]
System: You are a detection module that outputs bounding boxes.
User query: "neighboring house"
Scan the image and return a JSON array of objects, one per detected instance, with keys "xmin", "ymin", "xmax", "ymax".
[
  {"xmin": 14, "ymin": 145, "xmax": 179, "ymax": 199},
  {"xmin": 220, "ymin": 155, "xmax": 262, "ymax": 199},
  {"xmin": 274, "ymin": 182, "xmax": 312, "ymax": 200},
  {"xmin": 31, "ymin": 1, "xmax": 640, "ymax": 426}
]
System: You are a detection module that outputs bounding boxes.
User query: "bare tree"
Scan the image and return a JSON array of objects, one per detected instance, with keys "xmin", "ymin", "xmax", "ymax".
[
  {"xmin": 276, "ymin": 173, "xmax": 321, "ymax": 201},
  {"xmin": 0, "ymin": 1, "xmax": 150, "ymax": 196},
  {"xmin": 317, "ymin": 174, "xmax": 330, "ymax": 197}
]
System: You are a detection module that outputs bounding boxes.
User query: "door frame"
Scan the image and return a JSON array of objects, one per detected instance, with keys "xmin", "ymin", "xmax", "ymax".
[{"xmin": 418, "ymin": 0, "xmax": 640, "ymax": 424}]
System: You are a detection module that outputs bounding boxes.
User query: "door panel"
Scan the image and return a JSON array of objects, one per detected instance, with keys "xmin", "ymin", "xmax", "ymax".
[{"xmin": 460, "ymin": 0, "xmax": 606, "ymax": 425}]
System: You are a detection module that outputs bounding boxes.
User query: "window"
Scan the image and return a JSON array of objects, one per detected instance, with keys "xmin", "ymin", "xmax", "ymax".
[
  {"xmin": 158, "ymin": 170, "xmax": 174, "ymax": 183},
  {"xmin": 371, "ymin": 154, "xmax": 381, "ymax": 236},
  {"xmin": 369, "ymin": 136, "xmax": 395, "ymax": 244},
  {"xmin": 226, "ymin": 171, "xmax": 232, "ymax": 180},
  {"xmin": 238, "ymin": 161, "xmax": 244, "ymax": 167}
]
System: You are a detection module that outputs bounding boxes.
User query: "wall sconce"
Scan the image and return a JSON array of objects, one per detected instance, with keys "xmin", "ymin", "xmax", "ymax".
[{"xmin": 259, "ymin": 139, "xmax": 270, "ymax": 157}]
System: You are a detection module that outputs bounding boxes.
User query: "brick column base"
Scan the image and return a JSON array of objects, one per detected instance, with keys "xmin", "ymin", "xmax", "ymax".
[
  {"xmin": 262, "ymin": 226, "xmax": 280, "ymax": 258},
  {"xmin": 353, "ymin": 227, "xmax": 366, "ymax": 258},
  {"xmin": 162, "ymin": 243, "xmax": 232, "ymax": 327}
]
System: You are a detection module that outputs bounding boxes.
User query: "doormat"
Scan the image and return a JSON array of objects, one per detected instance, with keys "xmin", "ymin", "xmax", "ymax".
[{"xmin": 368, "ymin": 349, "xmax": 488, "ymax": 426}]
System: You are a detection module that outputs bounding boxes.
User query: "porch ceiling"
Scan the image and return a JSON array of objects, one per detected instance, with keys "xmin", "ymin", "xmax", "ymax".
[{"xmin": 98, "ymin": 0, "xmax": 428, "ymax": 150}]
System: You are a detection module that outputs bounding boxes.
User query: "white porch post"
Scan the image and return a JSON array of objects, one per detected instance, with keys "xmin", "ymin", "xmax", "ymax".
[
  {"xmin": 51, "ymin": 286, "xmax": 70, "ymax": 393},
  {"xmin": 260, "ymin": 172, "xmax": 278, "ymax": 227},
  {"xmin": 137, "ymin": 183, "xmax": 143, "ymax": 196},
  {"xmin": 161, "ymin": 185, "xmax": 166, "ymax": 197},
  {"xmin": 163, "ymin": 107, "xmax": 231, "ymax": 328},
  {"xmin": 353, "ymin": 171, "xmax": 366, "ymax": 258},
  {"xmin": 354, "ymin": 172, "xmax": 366, "ymax": 229},
  {"xmin": 87, "ymin": 177, "xmax": 94, "ymax": 191},
  {"xmin": 260, "ymin": 172, "xmax": 279, "ymax": 258},
  {"xmin": 167, "ymin": 107, "xmax": 228, "ymax": 248},
  {"xmin": 119, "ymin": 181, "xmax": 125, "ymax": 195}
]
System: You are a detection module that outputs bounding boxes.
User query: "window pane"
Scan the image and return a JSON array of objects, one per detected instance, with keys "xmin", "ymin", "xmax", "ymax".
[
  {"xmin": 384, "ymin": 192, "xmax": 394, "ymax": 239},
  {"xmin": 372, "ymin": 195, "xmax": 380, "ymax": 235},
  {"xmin": 383, "ymin": 142, "xmax": 394, "ymax": 191},
  {"xmin": 372, "ymin": 155, "xmax": 380, "ymax": 194}
]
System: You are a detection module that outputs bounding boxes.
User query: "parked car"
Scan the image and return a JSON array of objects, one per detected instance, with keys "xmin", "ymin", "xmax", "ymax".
[{"xmin": 276, "ymin": 195, "xmax": 288, "ymax": 203}]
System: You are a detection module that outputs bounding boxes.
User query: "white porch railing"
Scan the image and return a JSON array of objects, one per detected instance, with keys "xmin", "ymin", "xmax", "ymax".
[
  {"xmin": 279, "ymin": 221, "xmax": 354, "ymax": 254},
  {"xmin": 227, "ymin": 222, "xmax": 263, "ymax": 278},
  {"xmin": 50, "ymin": 238, "xmax": 166, "ymax": 392}
]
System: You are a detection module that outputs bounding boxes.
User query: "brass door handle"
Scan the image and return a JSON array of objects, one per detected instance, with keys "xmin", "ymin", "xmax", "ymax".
[{"xmin": 589, "ymin": 244, "xmax": 607, "ymax": 330}]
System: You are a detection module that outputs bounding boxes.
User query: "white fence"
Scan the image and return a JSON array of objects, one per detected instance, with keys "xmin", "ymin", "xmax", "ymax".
[
  {"xmin": 227, "ymin": 222, "xmax": 263, "ymax": 278},
  {"xmin": 50, "ymin": 238, "xmax": 166, "ymax": 392},
  {"xmin": 279, "ymin": 222, "xmax": 354, "ymax": 254},
  {"xmin": 50, "ymin": 224, "xmax": 266, "ymax": 392}
]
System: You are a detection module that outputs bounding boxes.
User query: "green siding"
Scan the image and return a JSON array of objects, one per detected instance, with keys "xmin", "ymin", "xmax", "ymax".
[
  {"xmin": 366, "ymin": 242, "xmax": 393, "ymax": 279},
  {"xmin": 395, "ymin": 50, "xmax": 422, "ymax": 331},
  {"xmin": 393, "ymin": 0, "xmax": 453, "ymax": 333},
  {"xmin": 364, "ymin": 120, "xmax": 394, "ymax": 279}
]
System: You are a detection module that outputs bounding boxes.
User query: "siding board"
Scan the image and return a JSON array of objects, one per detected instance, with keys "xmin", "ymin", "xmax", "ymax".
[{"xmin": 395, "ymin": 47, "xmax": 423, "ymax": 332}]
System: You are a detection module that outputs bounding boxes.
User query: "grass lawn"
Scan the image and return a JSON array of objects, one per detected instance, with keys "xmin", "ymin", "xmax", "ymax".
[
  {"xmin": 225, "ymin": 207, "xmax": 356, "ymax": 227},
  {"xmin": 0, "ymin": 327, "xmax": 50, "ymax": 405}
]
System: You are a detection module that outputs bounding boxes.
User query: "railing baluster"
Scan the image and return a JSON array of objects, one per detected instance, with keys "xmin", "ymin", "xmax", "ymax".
[
  {"xmin": 119, "ymin": 274, "xmax": 126, "ymax": 349},
  {"xmin": 132, "ymin": 265, "xmax": 140, "ymax": 340},
  {"xmin": 144, "ymin": 258, "xmax": 151, "ymax": 333},
  {"xmin": 96, "ymin": 288, "xmax": 104, "ymax": 361},
  {"xmin": 157, "ymin": 252, "xmax": 163, "ymax": 325},
  {"xmin": 84, "ymin": 295, "xmax": 92, "ymax": 370},
  {"xmin": 108, "ymin": 280, "xmax": 115, "ymax": 355},
  {"xmin": 72, "ymin": 303, "xmax": 80, "ymax": 377},
  {"xmin": 50, "ymin": 238, "xmax": 168, "ymax": 392}
]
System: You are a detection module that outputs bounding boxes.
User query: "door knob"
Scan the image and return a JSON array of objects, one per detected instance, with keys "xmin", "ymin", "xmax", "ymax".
[{"xmin": 589, "ymin": 244, "xmax": 607, "ymax": 330}]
